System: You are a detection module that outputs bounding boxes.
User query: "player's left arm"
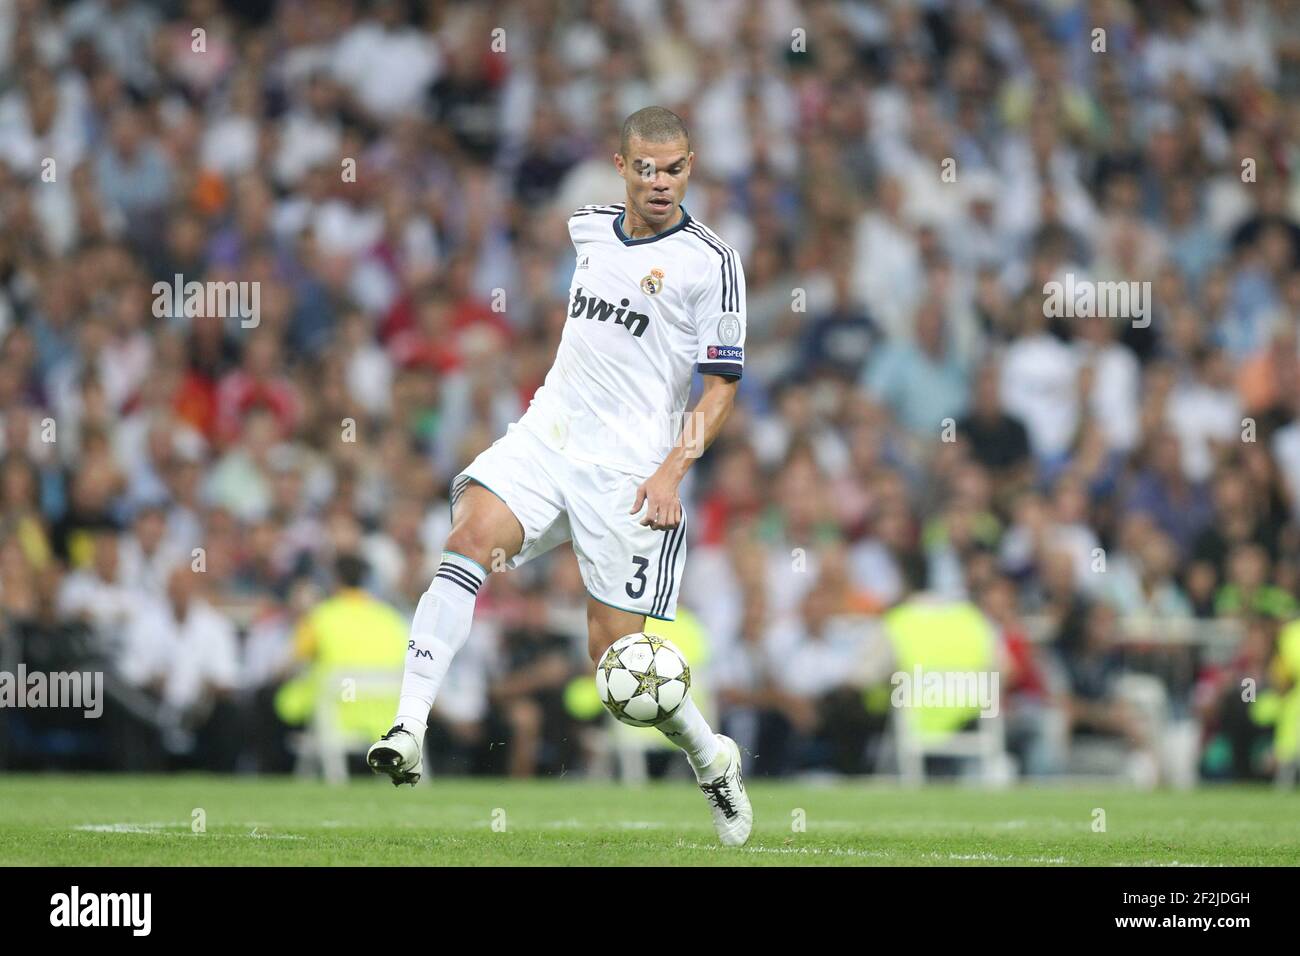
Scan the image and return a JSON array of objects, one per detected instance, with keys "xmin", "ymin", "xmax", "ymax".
[
  {"xmin": 631, "ymin": 242, "xmax": 745, "ymax": 531},
  {"xmin": 632, "ymin": 374, "xmax": 737, "ymax": 530}
]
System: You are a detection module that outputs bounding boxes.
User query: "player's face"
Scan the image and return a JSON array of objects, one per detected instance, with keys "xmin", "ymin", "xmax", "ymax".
[{"xmin": 616, "ymin": 135, "xmax": 693, "ymax": 230}]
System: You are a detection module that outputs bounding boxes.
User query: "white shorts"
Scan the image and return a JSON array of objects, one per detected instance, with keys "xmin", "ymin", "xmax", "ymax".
[{"xmin": 451, "ymin": 423, "xmax": 688, "ymax": 621}]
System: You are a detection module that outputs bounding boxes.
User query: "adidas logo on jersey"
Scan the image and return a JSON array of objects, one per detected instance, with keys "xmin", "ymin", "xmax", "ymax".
[{"xmin": 569, "ymin": 287, "xmax": 649, "ymax": 338}]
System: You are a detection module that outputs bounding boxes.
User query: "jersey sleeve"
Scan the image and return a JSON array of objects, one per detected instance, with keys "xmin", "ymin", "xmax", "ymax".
[
  {"xmin": 692, "ymin": 242, "xmax": 747, "ymax": 379},
  {"xmin": 567, "ymin": 203, "xmax": 623, "ymax": 250},
  {"xmin": 566, "ymin": 210, "xmax": 585, "ymax": 251}
]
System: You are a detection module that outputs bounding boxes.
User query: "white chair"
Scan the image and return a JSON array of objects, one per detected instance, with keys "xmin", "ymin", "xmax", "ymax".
[
  {"xmin": 891, "ymin": 703, "xmax": 1014, "ymax": 787},
  {"xmin": 293, "ymin": 667, "xmax": 405, "ymax": 785}
]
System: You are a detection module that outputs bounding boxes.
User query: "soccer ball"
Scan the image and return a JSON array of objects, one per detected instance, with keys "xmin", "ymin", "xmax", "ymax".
[{"xmin": 595, "ymin": 632, "xmax": 691, "ymax": 727}]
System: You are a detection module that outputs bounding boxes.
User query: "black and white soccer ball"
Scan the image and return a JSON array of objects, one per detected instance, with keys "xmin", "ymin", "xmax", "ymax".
[{"xmin": 595, "ymin": 632, "xmax": 691, "ymax": 727}]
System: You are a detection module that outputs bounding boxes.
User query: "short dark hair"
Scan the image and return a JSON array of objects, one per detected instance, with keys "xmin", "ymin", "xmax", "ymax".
[
  {"xmin": 335, "ymin": 553, "xmax": 368, "ymax": 589},
  {"xmin": 620, "ymin": 106, "xmax": 689, "ymax": 156}
]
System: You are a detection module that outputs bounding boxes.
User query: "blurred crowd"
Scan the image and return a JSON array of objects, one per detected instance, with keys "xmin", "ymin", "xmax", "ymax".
[{"xmin": 2, "ymin": 0, "xmax": 1300, "ymax": 783}]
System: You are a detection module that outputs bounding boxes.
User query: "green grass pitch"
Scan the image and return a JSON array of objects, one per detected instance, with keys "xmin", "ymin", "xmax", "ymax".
[{"xmin": 2, "ymin": 774, "xmax": 1299, "ymax": 866}]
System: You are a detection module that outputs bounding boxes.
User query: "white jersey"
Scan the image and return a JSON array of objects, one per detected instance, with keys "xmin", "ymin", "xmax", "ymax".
[{"xmin": 516, "ymin": 202, "xmax": 746, "ymax": 477}]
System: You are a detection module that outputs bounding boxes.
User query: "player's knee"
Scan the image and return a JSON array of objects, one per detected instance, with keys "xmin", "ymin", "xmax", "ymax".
[
  {"xmin": 443, "ymin": 524, "xmax": 497, "ymax": 571},
  {"xmin": 446, "ymin": 487, "xmax": 523, "ymax": 570}
]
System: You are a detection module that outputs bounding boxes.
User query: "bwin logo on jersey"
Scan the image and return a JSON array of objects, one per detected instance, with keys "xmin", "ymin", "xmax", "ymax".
[{"xmin": 569, "ymin": 287, "xmax": 649, "ymax": 337}]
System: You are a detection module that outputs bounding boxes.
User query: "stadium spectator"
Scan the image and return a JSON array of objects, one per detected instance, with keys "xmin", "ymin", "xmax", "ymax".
[
  {"xmin": 1058, "ymin": 600, "xmax": 1160, "ymax": 785},
  {"xmin": 764, "ymin": 575, "xmax": 880, "ymax": 775},
  {"xmin": 485, "ymin": 578, "xmax": 582, "ymax": 777},
  {"xmin": 979, "ymin": 573, "xmax": 1061, "ymax": 776},
  {"xmin": 121, "ymin": 562, "xmax": 240, "ymax": 768}
]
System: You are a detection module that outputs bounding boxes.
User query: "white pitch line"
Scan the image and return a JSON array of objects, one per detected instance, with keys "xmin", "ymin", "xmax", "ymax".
[
  {"xmin": 673, "ymin": 841, "xmax": 1071, "ymax": 864},
  {"xmin": 249, "ymin": 827, "xmax": 306, "ymax": 840},
  {"xmin": 74, "ymin": 823, "xmax": 178, "ymax": 834},
  {"xmin": 539, "ymin": 819, "xmax": 669, "ymax": 830},
  {"xmin": 73, "ymin": 822, "xmax": 305, "ymax": 841}
]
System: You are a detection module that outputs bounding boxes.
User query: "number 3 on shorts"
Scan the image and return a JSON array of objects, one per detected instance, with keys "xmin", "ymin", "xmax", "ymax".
[{"xmin": 626, "ymin": 555, "xmax": 649, "ymax": 599}]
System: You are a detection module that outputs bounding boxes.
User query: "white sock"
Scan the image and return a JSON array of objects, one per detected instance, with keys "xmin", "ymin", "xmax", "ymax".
[
  {"xmin": 394, "ymin": 551, "xmax": 486, "ymax": 737},
  {"xmin": 657, "ymin": 698, "xmax": 722, "ymax": 776}
]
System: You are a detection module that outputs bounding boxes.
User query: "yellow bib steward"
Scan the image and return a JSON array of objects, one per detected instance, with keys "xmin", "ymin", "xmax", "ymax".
[{"xmin": 275, "ymin": 588, "xmax": 409, "ymax": 738}]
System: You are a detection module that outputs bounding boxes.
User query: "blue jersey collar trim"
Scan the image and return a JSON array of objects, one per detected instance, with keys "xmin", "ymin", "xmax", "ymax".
[{"xmin": 613, "ymin": 206, "xmax": 692, "ymax": 246}]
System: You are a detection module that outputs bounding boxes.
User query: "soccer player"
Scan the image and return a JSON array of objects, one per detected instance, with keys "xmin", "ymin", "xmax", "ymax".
[{"xmin": 367, "ymin": 106, "xmax": 752, "ymax": 846}]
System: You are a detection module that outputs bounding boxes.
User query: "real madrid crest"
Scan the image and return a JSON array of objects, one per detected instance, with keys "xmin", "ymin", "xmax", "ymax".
[{"xmin": 640, "ymin": 267, "xmax": 665, "ymax": 295}]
